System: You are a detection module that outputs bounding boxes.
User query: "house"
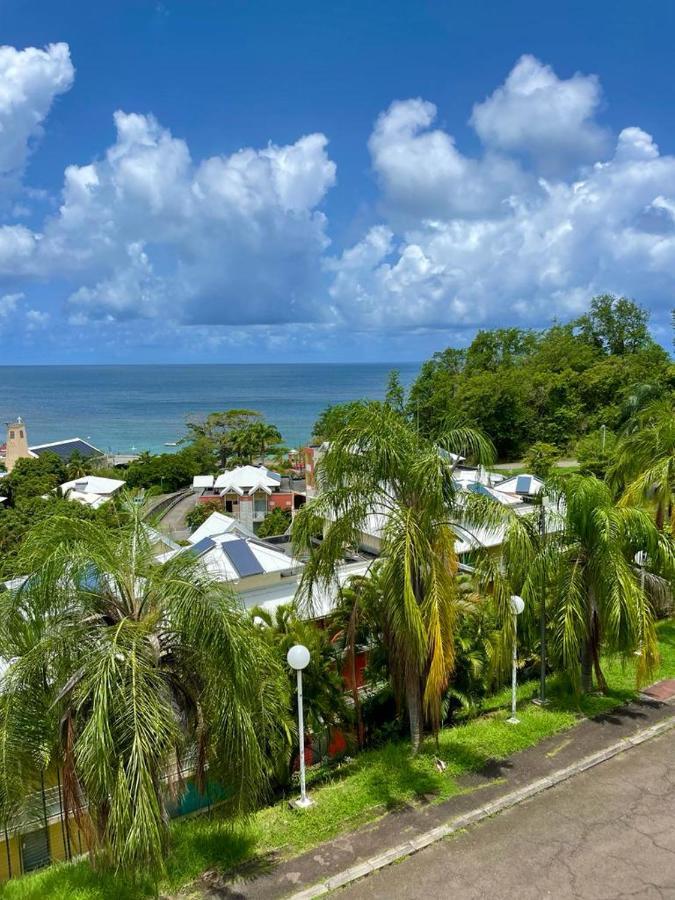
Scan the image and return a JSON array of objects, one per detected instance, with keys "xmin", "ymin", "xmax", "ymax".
[
  {"xmin": 60, "ymin": 475, "xmax": 126, "ymax": 509},
  {"xmin": 191, "ymin": 475, "xmax": 214, "ymax": 492},
  {"xmin": 186, "ymin": 510, "xmax": 254, "ymax": 543},
  {"xmin": 193, "ymin": 464, "xmax": 304, "ymax": 529},
  {"xmin": 493, "ymin": 473, "xmax": 545, "ymax": 499},
  {"xmin": 158, "ymin": 511, "xmax": 302, "ymax": 592}
]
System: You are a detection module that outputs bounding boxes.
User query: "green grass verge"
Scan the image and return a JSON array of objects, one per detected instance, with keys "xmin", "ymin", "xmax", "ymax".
[{"xmin": 2, "ymin": 619, "xmax": 673, "ymax": 900}]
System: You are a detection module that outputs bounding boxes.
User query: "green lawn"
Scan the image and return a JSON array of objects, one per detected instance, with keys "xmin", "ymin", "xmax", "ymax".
[{"xmin": 2, "ymin": 619, "xmax": 673, "ymax": 900}]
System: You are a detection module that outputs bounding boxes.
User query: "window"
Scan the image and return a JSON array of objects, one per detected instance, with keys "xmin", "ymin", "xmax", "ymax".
[
  {"xmin": 9, "ymin": 431, "xmax": 14, "ymax": 439},
  {"xmin": 254, "ymin": 495, "xmax": 267, "ymax": 514}
]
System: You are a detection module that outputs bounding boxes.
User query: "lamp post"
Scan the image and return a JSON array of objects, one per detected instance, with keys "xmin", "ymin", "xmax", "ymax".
[
  {"xmin": 507, "ymin": 595, "xmax": 525, "ymax": 724},
  {"xmin": 287, "ymin": 644, "xmax": 314, "ymax": 809},
  {"xmin": 634, "ymin": 551, "xmax": 648, "ymax": 656},
  {"xmin": 532, "ymin": 496, "xmax": 549, "ymax": 706}
]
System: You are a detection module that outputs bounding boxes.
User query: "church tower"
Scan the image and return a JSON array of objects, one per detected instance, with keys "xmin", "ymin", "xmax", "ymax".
[{"xmin": 5, "ymin": 417, "xmax": 31, "ymax": 472}]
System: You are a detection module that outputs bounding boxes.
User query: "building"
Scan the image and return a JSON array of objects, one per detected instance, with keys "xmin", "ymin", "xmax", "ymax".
[
  {"xmin": 59, "ymin": 475, "xmax": 126, "ymax": 509},
  {"xmin": 30, "ymin": 437, "xmax": 103, "ymax": 462},
  {"xmin": 1, "ymin": 419, "xmax": 103, "ymax": 472},
  {"xmin": 493, "ymin": 473, "xmax": 545, "ymax": 499},
  {"xmin": 192, "ymin": 464, "xmax": 305, "ymax": 530},
  {"xmin": 3, "ymin": 418, "xmax": 31, "ymax": 472},
  {"xmin": 158, "ymin": 511, "xmax": 302, "ymax": 593}
]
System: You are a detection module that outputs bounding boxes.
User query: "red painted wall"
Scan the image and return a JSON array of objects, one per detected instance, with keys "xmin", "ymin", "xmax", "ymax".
[{"xmin": 268, "ymin": 492, "xmax": 293, "ymax": 511}]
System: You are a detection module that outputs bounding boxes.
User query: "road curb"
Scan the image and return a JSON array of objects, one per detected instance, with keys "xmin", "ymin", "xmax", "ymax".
[{"xmin": 289, "ymin": 714, "xmax": 675, "ymax": 899}]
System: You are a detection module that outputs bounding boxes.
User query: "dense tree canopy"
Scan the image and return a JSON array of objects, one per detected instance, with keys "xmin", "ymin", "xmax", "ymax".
[{"xmin": 407, "ymin": 295, "xmax": 672, "ymax": 460}]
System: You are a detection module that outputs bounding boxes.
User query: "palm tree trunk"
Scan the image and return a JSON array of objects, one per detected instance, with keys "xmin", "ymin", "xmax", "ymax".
[
  {"xmin": 581, "ymin": 589, "xmax": 594, "ymax": 693},
  {"xmin": 406, "ymin": 675, "xmax": 423, "ymax": 753},
  {"xmin": 581, "ymin": 641, "xmax": 593, "ymax": 693},
  {"xmin": 590, "ymin": 611, "xmax": 608, "ymax": 693}
]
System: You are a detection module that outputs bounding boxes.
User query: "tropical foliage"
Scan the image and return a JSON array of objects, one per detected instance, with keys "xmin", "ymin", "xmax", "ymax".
[
  {"xmin": 293, "ymin": 401, "xmax": 499, "ymax": 751},
  {"xmin": 0, "ymin": 501, "xmax": 289, "ymax": 878},
  {"xmin": 257, "ymin": 507, "xmax": 292, "ymax": 538},
  {"xmin": 185, "ymin": 410, "xmax": 283, "ymax": 467},
  {"xmin": 486, "ymin": 475, "xmax": 673, "ymax": 693},
  {"xmin": 610, "ymin": 398, "xmax": 675, "ymax": 529},
  {"xmin": 185, "ymin": 498, "xmax": 224, "ymax": 530},
  {"xmin": 250, "ymin": 604, "xmax": 350, "ymax": 764},
  {"xmin": 407, "ymin": 295, "xmax": 672, "ymax": 459}
]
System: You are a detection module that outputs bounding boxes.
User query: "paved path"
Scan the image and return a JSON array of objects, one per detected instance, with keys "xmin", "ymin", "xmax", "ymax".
[
  {"xmin": 496, "ymin": 458, "xmax": 578, "ymax": 471},
  {"xmin": 339, "ymin": 728, "xmax": 675, "ymax": 899},
  {"xmin": 158, "ymin": 491, "xmax": 198, "ymax": 537},
  {"xmin": 183, "ymin": 697, "xmax": 674, "ymax": 899}
]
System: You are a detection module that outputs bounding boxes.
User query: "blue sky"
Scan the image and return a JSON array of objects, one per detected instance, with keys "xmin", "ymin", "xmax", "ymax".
[{"xmin": 0, "ymin": 0, "xmax": 674, "ymax": 363}]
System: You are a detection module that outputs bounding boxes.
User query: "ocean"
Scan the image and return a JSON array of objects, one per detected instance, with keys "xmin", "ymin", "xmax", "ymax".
[{"xmin": 0, "ymin": 363, "xmax": 420, "ymax": 455}]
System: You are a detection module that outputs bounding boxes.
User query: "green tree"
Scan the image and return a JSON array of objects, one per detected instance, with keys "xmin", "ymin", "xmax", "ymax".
[
  {"xmin": 406, "ymin": 297, "xmax": 670, "ymax": 460},
  {"xmin": 257, "ymin": 507, "xmax": 292, "ymax": 538},
  {"xmin": 385, "ymin": 370, "xmax": 406, "ymax": 414},
  {"xmin": 251, "ymin": 604, "xmax": 350, "ymax": 771},
  {"xmin": 3, "ymin": 452, "xmax": 66, "ymax": 505},
  {"xmin": 312, "ymin": 400, "xmax": 368, "ymax": 443},
  {"xmin": 64, "ymin": 450, "xmax": 91, "ymax": 481},
  {"xmin": 497, "ymin": 476, "xmax": 672, "ymax": 693},
  {"xmin": 0, "ymin": 502, "xmax": 290, "ymax": 877},
  {"xmin": 185, "ymin": 410, "xmax": 263, "ymax": 467},
  {"xmin": 575, "ymin": 294, "xmax": 650, "ymax": 355},
  {"xmin": 576, "ymin": 429, "xmax": 617, "ymax": 478},
  {"xmin": 523, "ymin": 442, "xmax": 560, "ymax": 478},
  {"xmin": 185, "ymin": 498, "xmax": 224, "ymax": 530},
  {"xmin": 293, "ymin": 402, "xmax": 497, "ymax": 751},
  {"xmin": 610, "ymin": 399, "xmax": 675, "ymax": 529}
]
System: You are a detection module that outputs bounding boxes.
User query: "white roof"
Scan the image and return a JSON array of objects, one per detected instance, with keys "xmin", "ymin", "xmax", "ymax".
[
  {"xmin": 60, "ymin": 475, "xmax": 125, "ymax": 509},
  {"xmin": 242, "ymin": 559, "xmax": 372, "ymax": 618},
  {"xmin": 188, "ymin": 511, "xmax": 253, "ymax": 544},
  {"xmin": 167, "ymin": 532, "xmax": 301, "ymax": 583},
  {"xmin": 192, "ymin": 475, "xmax": 215, "ymax": 489},
  {"xmin": 214, "ymin": 465, "xmax": 281, "ymax": 494},
  {"xmin": 61, "ymin": 475, "xmax": 126, "ymax": 496},
  {"xmin": 462, "ymin": 481, "xmax": 524, "ymax": 507},
  {"xmin": 494, "ymin": 474, "xmax": 544, "ymax": 496}
]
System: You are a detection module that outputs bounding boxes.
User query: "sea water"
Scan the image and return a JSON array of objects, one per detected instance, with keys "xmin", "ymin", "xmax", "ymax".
[{"xmin": 0, "ymin": 363, "xmax": 420, "ymax": 454}]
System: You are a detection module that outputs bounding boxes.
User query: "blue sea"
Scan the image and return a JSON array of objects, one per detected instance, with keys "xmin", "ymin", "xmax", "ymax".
[{"xmin": 0, "ymin": 364, "xmax": 420, "ymax": 454}]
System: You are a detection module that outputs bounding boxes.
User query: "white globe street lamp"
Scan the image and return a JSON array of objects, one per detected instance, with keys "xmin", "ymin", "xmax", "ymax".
[
  {"xmin": 507, "ymin": 595, "xmax": 525, "ymax": 725},
  {"xmin": 287, "ymin": 644, "xmax": 314, "ymax": 809}
]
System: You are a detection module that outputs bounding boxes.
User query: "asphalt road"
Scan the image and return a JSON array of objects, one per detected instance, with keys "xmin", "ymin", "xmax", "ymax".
[{"xmin": 339, "ymin": 729, "xmax": 675, "ymax": 899}]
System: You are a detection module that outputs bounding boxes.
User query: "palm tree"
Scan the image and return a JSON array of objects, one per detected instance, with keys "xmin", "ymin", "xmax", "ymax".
[
  {"xmin": 332, "ymin": 563, "xmax": 390, "ymax": 748},
  {"xmin": 249, "ymin": 422, "xmax": 283, "ymax": 462},
  {"xmin": 495, "ymin": 475, "xmax": 672, "ymax": 693},
  {"xmin": 292, "ymin": 402, "xmax": 496, "ymax": 751},
  {"xmin": 64, "ymin": 450, "xmax": 90, "ymax": 481},
  {"xmin": 250, "ymin": 604, "xmax": 350, "ymax": 769},
  {"xmin": 610, "ymin": 398, "xmax": 675, "ymax": 529},
  {"xmin": 0, "ymin": 500, "xmax": 289, "ymax": 878}
]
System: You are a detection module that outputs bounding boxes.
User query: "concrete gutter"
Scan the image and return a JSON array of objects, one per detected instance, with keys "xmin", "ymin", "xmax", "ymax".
[{"xmin": 291, "ymin": 714, "xmax": 675, "ymax": 899}]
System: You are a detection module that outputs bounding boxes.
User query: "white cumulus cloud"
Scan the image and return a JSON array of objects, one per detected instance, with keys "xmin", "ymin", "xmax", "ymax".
[
  {"xmin": 1, "ymin": 46, "xmax": 674, "ymax": 356},
  {"xmin": 328, "ymin": 59, "xmax": 675, "ymax": 335},
  {"xmin": 0, "ymin": 43, "xmax": 74, "ymax": 194},
  {"xmin": 471, "ymin": 54, "xmax": 609, "ymax": 176},
  {"xmin": 3, "ymin": 109, "xmax": 337, "ymax": 324}
]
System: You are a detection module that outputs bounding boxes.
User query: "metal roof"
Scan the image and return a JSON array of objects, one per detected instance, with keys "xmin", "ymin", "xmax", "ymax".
[
  {"xmin": 30, "ymin": 438, "xmax": 103, "ymax": 460},
  {"xmin": 221, "ymin": 539, "xmax": 264, "ymax": 578}
]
